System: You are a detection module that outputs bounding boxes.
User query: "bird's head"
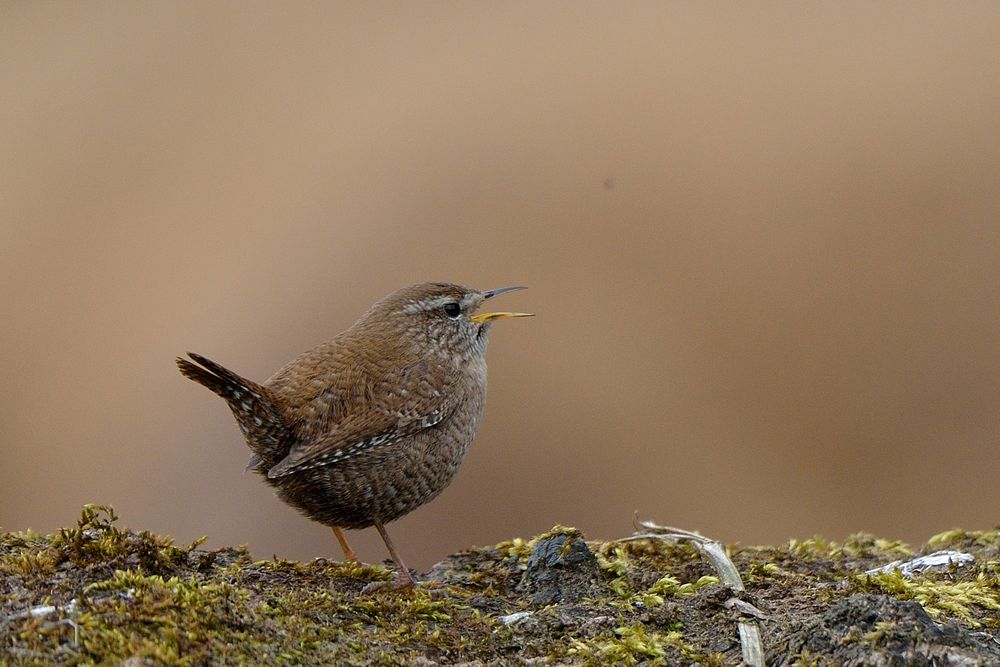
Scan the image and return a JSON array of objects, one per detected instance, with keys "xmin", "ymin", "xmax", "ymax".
[{"xmin": 358, "ymin": 283, "xmax": 532, "ymax": 360}]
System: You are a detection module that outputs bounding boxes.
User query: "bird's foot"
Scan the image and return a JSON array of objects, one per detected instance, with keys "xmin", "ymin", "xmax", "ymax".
[{"xmin": 344, "ymin": 557, "xmax": 372, "ymax": 567}]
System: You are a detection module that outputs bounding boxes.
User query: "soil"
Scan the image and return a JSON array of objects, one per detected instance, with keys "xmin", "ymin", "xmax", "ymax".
[{"xmin": 2, "ymin": 506, "xmax": 999, "ymax": 665}]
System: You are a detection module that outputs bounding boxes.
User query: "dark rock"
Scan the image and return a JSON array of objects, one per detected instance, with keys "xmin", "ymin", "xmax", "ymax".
[
  {"xmin": 517, "ymin": 529, "xmax": 603, "ymax": 605},
  {"xmin": 771, "ymin": 593, "xmax": 1000, "ymax": 667}
]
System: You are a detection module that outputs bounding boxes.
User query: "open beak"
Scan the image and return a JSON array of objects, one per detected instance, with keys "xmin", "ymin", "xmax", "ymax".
[
  {"xmin": 482, "ymin": 285, "xmax": 527, "ymax": 299},
  {"xmin": 471, "ymin": 286, "xmax": 533, "ymax": 323},
  {"xmin": 470, "ymin": 311, "xmax": 534, "ymax": 324}
]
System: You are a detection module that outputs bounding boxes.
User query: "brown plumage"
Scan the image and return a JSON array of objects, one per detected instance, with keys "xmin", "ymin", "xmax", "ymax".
[{"xmin": 177, "ymin": 282, "xmax": 531, "ymax": 589}]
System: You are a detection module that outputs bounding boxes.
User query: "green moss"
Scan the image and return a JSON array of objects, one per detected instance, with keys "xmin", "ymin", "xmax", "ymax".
[
  {"xmin": 789, "ymin": 650, "xmax": 824, "ymax": 667},
  {"xmin": 0, "ymin": 541, "xmax": 58, "ymax": 578},
  {"xmin": 6, "ymin": 505, "xmax": 1000, "ymax": 664},
  {"xmin": 589, "ymin": 540, "xmax": 722, "ymax": 621},
  {"xmin": 928, "ymin": 529, "xmax": 1000, "ymax": 550},
  {"xmin": 860, "ymin": 620, "xmax": 899, "ymax": 648},
  {"xmin": 653, "ymin": 574, "xmax": 718, "ymax": 598},
  {"xmin": 787, "ymin": 533, "xmax": 911, "ymax": 561},
  {"xmin": 570, "ymin": 624, "xmax": 725, "ymax": 666},
  {"xmin": 855, "ymin": 567, "xmax": 1000, "ymax": 627},
  {"xmin": 594, "ymin": 543, "xmax": 631, "ymax": 599},
  {"xmin": 75, "ymin": 569, "xmax": 248, "ymax": 665},
  {"xmin": 744, "ymin": 561, "xmax": 782, "ymax": 583},
  {"xmin": 494, "ymin": 523, "xmax": 581, "ymax": 561}
]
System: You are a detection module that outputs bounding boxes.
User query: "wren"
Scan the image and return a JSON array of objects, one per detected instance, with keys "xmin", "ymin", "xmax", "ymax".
[{"xmin": 177, "ymin": 283, "xmax": 531, "ymax": 589}]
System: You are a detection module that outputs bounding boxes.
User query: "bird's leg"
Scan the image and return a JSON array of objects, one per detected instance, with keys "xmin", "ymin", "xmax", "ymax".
[
  {"xmin": 332, "ymin": 527, "xmax": 359, "ymax": 563},
  {"xmin": 369, "ymin": 520, "xmax": 416, "ymax": 590}
]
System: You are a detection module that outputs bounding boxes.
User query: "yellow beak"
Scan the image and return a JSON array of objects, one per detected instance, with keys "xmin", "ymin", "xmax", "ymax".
[{"xmin": 470, "ymin": 311, "xmax": 534, "ymax": 324}]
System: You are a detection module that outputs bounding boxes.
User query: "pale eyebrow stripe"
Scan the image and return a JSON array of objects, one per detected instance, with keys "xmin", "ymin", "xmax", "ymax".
[{"xmin": 401, "ymin": 295, "xmax": 458, "ymax": 314}]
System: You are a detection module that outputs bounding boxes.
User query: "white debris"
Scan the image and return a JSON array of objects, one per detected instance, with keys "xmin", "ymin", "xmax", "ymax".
[
  {"xmin": 22, "ymin": 599, "xmax": 77, "ymax": 618},
  {"xmin": 14, "ymin": 600, "xmax": 80, "ymax": 645},
  {"xmin": 500, "ymin": 611, "xmax": 534, "ymax": 626},
  {"xmin": 724, "ymin": 597, "xmax": 769, "ymax": 620},
  {"xmin": 866, "ymin": 550, "xmax": 975, "ymax": 577}
]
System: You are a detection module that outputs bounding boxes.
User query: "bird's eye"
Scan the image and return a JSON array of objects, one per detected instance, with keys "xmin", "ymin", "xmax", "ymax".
[{"xmin": 442, "ymin": 302, "xmax": 462, "ymax": 318}]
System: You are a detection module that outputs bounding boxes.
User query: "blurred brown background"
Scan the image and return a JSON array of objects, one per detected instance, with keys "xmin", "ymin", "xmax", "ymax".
[{"xmin": 2, "ymin": 3, "xmax": 998, "ymax": 569}]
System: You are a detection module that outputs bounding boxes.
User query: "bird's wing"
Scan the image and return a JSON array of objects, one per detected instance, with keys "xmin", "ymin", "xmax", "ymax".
[{"xmin": 266, "ymin": 358, "xmax": 458, "ymax": 479}]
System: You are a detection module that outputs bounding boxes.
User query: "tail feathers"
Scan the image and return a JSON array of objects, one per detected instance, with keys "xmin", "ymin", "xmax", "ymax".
[
  {"xmin": 177, "ymin": 352, "xmax": 293, "ymax": 460},
  {"xmin": 177, "ymin": 352, "xmax": 271, "ymax": 403}
]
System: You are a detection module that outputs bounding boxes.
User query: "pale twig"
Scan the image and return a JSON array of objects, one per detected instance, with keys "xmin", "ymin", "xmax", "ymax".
[{"xmin": 619, "ymin": 517, "xmax": 767, "ymax": 667}]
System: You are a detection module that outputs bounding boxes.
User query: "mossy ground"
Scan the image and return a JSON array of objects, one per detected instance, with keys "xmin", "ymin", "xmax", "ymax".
[{"xmin": 3, "ymin": 507, "xmax": 1000, "ymax": 665}]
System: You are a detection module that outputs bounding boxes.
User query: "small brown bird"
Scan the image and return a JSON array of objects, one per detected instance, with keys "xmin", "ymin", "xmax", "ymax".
[{"xmin": 177, "ymin": 283, "xmax": 531, "ymax": 589}]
